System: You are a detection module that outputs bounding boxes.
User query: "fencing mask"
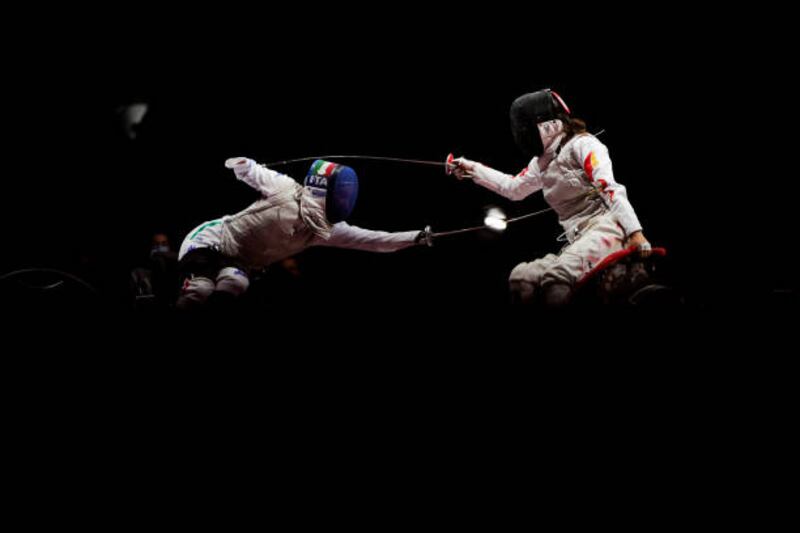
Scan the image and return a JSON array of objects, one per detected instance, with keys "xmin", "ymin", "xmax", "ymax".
[
  {"xmin": 510, "ymin": 89, "xmax": 571, "ymax": 159},
  {"xmin": 304, "ymin": 160, "xmax": 359, "ymax": 223}
]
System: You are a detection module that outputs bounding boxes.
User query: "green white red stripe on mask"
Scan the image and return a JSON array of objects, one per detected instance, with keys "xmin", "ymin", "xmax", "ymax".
[{"xmin": 311, "ymin": 160, "xmax": 337, "ymax": 177}]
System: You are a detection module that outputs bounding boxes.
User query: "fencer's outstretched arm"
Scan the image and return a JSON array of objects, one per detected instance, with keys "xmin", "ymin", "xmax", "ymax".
[
  {"xmin": 572, "ymin": 136, "xmax": 642, "ymax": 236},
  {"xmin": 225, "ymin": 157, "xmax": 297, "ymax": 197},
  {"xmin": 453, "ymin": 159, "xmax": 544, "ymax": 201},
  {"xmin": 317, "ymin": 222, "xmax": 420, "ymax": 252}
]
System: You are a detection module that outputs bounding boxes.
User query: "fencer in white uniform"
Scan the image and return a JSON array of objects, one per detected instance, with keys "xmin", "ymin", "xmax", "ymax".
[
  {"xmin": 176, "ymin": 157, "xmax": 426, "ymax": 309},
  {"xmin": 451, "ymin": 89, "xmax": 651, "ymax": 305}
]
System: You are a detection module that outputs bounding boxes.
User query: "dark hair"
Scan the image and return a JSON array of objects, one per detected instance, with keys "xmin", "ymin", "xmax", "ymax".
[{"xmin": 562, "ymin": 116, "xmax": 587, "ymax": 143}]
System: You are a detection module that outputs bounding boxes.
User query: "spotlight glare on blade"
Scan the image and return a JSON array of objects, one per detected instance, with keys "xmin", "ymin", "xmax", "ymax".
[
  {"xmin": 484, "ymin": 216, "xmax": 507, "ymax": 231},
  {"xmin": 484, "ymin": 207, "xmax": 507, "ymax": 232}
]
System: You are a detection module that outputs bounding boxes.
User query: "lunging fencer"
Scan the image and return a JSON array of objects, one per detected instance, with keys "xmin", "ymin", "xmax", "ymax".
[
  {"xmin": 176, "ymin": 157, "xmax": 430, "ymax": 309},
  {"xmin": 450, "ymin": 89, "xmax": 651, "ymax": 306}
]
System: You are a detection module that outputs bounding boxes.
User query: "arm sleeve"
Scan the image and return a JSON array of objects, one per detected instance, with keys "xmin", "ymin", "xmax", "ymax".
[
  {"xmin": 225, "ymin": 157, "xmax": 297, "ymax": 197},
  {"xmin": 471, "ymin": 162, "xmax": 544, "ymax": 201},
  {"xmin": 318, "ymin": 222, "xmax": 419, "ymax": 252}
]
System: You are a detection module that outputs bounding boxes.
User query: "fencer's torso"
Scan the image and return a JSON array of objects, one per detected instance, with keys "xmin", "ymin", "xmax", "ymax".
[
  {"xmin": 535, "ymin": 134, "xmax": 607, "ymax": 236},
  {"xmin": 179, "ymin": 181, "xmax": 332, "ymax": 270},
  {"xmin": 220, "ymin": 184, "xmax": 331, "ymax": 270}
]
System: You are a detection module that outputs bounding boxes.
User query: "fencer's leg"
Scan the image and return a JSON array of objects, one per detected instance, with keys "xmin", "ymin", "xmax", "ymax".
[
  {"xmin": 509, "ymin": 280, "xmax": 537, "ymax": 305},
  {"xmin": 538, "ymin": 251, "xmax": 582, "ymax": 308},
  {"xmin": 541, "ymin": 282, "xmax": 573, "ymax": 308},
  {"xmin": 508, "ymin": 256, "xmax": 557, "ymax": 305},
  {"xmin": 215, "ymin": 267, "xmax": 250, "ymax": 296},
  {"xmin": 207, "ymin": 267, "xmax": 250, "ymax": 309},
  {"xmin": 538, "ymin": 216, "xmax": 626, "ymax": 307},
  {"xmin": 176, "ymin": 276, "xmax": 215, "ymax": 310}
]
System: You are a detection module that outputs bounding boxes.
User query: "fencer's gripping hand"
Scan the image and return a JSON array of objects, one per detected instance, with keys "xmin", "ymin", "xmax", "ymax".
[
  {"xmin": 224, "ymin": 157, "xmax": 255, "ymax": 180},
  {"xmin": 451, "ymin": 157, "xmax": 479, "ymax": 180},
  {"xmin": 625, "ymin": 231, "xmax": 652, "ymax": 258},
  {"xmin": 415, "ymin": 225, "xmax": 434, "ymax": 247}
]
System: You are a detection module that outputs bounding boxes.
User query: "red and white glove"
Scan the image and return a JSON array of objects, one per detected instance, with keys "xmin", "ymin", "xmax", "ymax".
[{"xmin": 450, "ymin": 157, "xmax": 480, "ymax": 180}]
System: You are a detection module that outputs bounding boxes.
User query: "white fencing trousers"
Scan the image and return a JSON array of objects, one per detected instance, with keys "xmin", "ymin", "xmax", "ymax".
[{"xmin": 509, "ymin": 213, "xmax": 626, "ymax": 299}]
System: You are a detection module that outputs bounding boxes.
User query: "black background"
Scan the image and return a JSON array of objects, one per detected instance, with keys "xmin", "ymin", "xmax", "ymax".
[{"xmin": 1, "ymin": 9, "xmax": 796, "ymax": 513}]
